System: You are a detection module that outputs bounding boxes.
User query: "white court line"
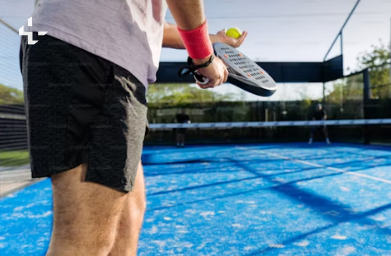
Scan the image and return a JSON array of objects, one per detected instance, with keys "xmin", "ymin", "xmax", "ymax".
[{"xmin": 238, "ymin": 147, "xmax": 391, "ymax": 185}]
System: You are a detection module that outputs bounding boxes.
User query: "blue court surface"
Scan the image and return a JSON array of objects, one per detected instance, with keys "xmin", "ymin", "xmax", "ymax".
[{"xmin": 2, "ymin": 143, "xmax": 391, "ymax": 255}]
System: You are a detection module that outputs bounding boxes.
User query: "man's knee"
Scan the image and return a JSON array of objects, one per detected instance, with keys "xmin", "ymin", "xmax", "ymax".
[
  {"xmin": 130, "ymin": 192, "xmax": 147, "ymax": 218},
  {"xmin": 134, "ymin": 162, "xmax": 146, "ymax": 212},
  {"xmin": 140, "ymin": 198, "xmax": 147, "ymax": 215},
  {"xmin": 126, "ymin": 187, "xmax": 146, "ymax": 224}
]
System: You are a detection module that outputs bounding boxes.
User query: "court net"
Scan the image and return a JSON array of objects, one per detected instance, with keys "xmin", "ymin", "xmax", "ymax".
[
  {"xmin": 2, "ymin": 104, "xmax": 391, "ymax": 168},
  {"xmin": 145, "ymin": 119, "xmax": 391, "ymax": 145}
]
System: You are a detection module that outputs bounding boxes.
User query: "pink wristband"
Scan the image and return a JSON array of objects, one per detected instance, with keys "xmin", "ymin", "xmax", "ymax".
[{"xmin": 177, "ymin": 20, "xmax": 213, "ymax": 60}]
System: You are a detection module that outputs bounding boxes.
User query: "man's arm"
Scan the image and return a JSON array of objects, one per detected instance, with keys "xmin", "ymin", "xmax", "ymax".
[
  {"xmin": 166, "ymin": 0, "xmax": 228, "ymax": 88},
  {"xmin": 163, "ymin": 23, "xmax": 247, "ymax": 49},
  {"xmin": 166, "ymin": 0, "xmax": 210, "ymax": 67}
]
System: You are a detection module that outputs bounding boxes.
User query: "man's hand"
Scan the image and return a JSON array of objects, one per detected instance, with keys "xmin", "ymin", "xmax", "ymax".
[
  {"xmin": 163, "ymin": 23, "xmax": 248, "ymax": 49},
  {"xmin": 214, "ymin": 29, "xmax": 247, "ymax": 48},
  {"xmin": 193, "ymin": 55, "xmax": 228, "ymax": 89}
]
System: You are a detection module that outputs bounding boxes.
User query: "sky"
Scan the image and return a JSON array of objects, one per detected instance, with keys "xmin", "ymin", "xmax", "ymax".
[{"xmin": 0, "ymin": 0, "xmax": 390, "ymax": 101}]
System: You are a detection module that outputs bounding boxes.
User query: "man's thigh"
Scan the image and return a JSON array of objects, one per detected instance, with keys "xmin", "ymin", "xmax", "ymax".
[
  {"xmin": 109, "ymin": 162, "xmax": 146, "ymax": 256},
  {"xmin": 50, "ymin": 164, "xmax": 127, "ymax": 248}
]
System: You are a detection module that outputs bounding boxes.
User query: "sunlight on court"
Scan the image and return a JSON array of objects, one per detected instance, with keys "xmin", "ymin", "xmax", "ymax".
[{"xmin": 1, "ymin": 0, "xmax": 391, "ymax": 255}]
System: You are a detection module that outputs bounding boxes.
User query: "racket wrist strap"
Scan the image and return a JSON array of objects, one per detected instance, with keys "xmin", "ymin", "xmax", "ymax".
[{"xmin": 177, "ymin": 20, "xmax": 213, "ymax": 59}]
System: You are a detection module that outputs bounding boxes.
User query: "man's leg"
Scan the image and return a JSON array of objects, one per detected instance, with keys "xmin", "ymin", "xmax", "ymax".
[
  {"xmin": 109, "ymin": 162, "xmax": 146, "ymax": 256},
  {"xmin": 177, "ymin": 132, "xmax": 184, "ymax": 147},
  {"xmin": 176, "ymin": 131, "xmax": 181, "ymax": 147},
  {"xmin": 309, "ymin": 127, "xmax": 315, "ymax": 144},
  {"xmin": 323, "ymin": 126, "xmax": 330, "ymax": 144},
  {"xmin": 21, "ymin": 33, "xmax": 148, "ymax": 256},
  {"xmin": 47, "ymin": 164, "xmax": 127, "ymax": 256},
  {"xmin": 182, "ymin": 132, "xmax": 186, "ymax": 147},
  {"xmin": 180, "ymin": 133, "xmax": 185, "ymax": 147}
]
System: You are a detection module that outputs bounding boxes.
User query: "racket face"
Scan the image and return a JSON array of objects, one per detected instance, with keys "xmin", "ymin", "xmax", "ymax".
[{"xmin": 213, "ymin": 42, "xmax": 277, "ymax": 96}]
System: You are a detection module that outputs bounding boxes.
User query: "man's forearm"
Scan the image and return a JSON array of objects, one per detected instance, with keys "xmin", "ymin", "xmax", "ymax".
[
  {"xmin": 166, "ymin": 0, "xmax": 205, "ymax": 30},
  {"xmin": 165, "ymin": 0, "xmax": 212, "ymax": 64},
  {"xmin": 163, "ymin": 23, "xmax": 221, "ymax": 49}
]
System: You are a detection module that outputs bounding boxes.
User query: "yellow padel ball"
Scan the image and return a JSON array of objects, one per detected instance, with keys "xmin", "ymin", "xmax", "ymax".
[{"xmin": 226, "ymin": 27, "xmax": 242, "ymax": 39}]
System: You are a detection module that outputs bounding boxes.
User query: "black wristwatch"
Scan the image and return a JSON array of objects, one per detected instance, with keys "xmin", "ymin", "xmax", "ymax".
[
  {"xmin": 178, "ymin": 54, "xmax": 215, "ymax": 77},
  {"xmin": 189, "ymin": 54, "xmax": 215, "ymax": 70}
]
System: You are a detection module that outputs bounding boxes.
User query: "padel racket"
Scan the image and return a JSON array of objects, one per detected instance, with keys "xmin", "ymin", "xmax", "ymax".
[{"xmin": 179, "ymin": 42, "xmax": 277, "ymax": 97}]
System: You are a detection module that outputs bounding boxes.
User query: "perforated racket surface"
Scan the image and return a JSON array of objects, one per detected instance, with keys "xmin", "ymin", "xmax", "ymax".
[{"xmin": 195, "ymin": 42, "xmax": 277, "ymax": 97}]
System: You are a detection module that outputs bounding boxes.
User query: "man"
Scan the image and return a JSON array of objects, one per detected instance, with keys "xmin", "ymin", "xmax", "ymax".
[
  {"xmin": 20, "ymin": 1, "xmax": 247, "ymax": 255},
  {"xmin": 176, "ymin": 109, "xmax": 190, "ymax": 147},
  {"xmin": 309, "ymin": 103, "xmax": 331, "ymax": 144}
]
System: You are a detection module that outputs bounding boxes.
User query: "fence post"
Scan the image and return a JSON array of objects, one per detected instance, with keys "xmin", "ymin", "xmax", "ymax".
[
  {"xmin": 363, "ymin": 68, "xmax": 371, "ymax": 144},
  {"xmin": 363, "ymin": 68, "xmax": 371, "ymax": 104}
]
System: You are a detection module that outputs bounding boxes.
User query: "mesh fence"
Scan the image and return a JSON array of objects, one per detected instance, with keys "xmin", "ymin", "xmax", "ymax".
[
  {"xmin": 369, "ymin": 63, "xmax": 391, "ymax": 100},
  {"xmin": 0, "ymin": 1, "xmax": 390, "ymax": 168},
  {"xmin": 324, "ymin": 71, "xmax": 364, "ymax": 120},
  {"xmin": 0, "ymin": 0, "xmax": 33, "ymax": 170}
]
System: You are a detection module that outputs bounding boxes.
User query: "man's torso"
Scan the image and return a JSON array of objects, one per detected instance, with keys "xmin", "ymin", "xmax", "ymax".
[
  {"xmin": 176, "ymin": 114, "xmax": 190, "ymax": 123},
  {"xmin": 26, "ymin": 0, "xmax": 168, "ymax": 87},
  {"xmin": 314, "ymin": 110, "xmax": 326, "ymax": 120}
]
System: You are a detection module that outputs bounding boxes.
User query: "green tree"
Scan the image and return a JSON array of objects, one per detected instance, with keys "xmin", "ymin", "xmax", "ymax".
[
  {"xmin": 357, "ymin": 41, "xmax": 391, "ymax": 99},
  {"xmin": 147, "ymin": 83, "xmax": 238, "ymax": 104},
  {"xmin": 326, "ymin": 74, "xmax": 364, "ymax": 102},
  {"xmin": 326, "ymin": 41, "xmax": 390, "ymax": 103},
  {"xmin": 358, "ymin": 41, "xmax": 390, "ymax": 68},
  {"xmin": 0, "ymin": 84, "xmax": 24, "ymax": 105}
]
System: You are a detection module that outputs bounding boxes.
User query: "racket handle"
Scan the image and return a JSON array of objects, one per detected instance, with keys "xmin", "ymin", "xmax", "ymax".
[{"xmin": 194, "ymin": 71, "xmax": 209, "ymax": 85}]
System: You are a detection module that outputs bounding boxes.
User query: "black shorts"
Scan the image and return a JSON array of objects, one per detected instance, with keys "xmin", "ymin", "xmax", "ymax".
[
  {"xmin": 177, "ymin": 128, "xmax": 187, "ymax": 135},
  {"xmin": 311, "ymin": 125, "xmax": 327, "ymax": 132},
  {"xmin": 20, "ymin": 34, "xmax": 148, "ymax": 192}
]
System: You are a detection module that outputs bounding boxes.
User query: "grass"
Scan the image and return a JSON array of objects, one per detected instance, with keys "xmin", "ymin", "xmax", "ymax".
[{"xmin": 0, "ymin": 150, "xmax": 30, "ymax": 167}]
